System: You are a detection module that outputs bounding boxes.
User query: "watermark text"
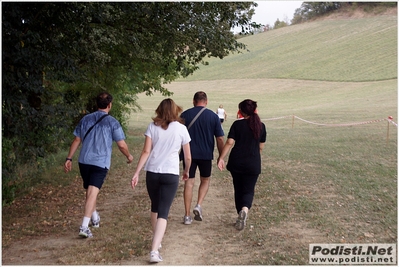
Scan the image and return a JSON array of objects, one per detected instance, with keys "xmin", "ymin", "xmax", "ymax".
[{"xmin": 309, "ymin": 244, "xmax": 397, "ymax": 265}]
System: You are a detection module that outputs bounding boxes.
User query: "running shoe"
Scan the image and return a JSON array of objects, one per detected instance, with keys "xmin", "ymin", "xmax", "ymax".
[
  {"xmin": 91, "ymin": 211, "xmax": 100, "ymax": 228},
  {"xmin": 150, "ymin": 250, "xmax": 163, "ymax": 263},
  {"xmin": 235, "ymin": 210, "xmax": 247, "ymax": 231},
  {"xmin": 193, "ymin": 204, "xmax": 203, "ymax": 221},
  {"xmin": 183, "ymin": 215, "xmax": 193, "ymax": 225},
  {"xmin": 79, "ymin": 226, "xmax": 93, "ymax": 238}
]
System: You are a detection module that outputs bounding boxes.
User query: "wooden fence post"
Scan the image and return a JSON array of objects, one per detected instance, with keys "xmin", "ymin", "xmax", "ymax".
[{"xmin": 387, "ymin": 116, "xmax": 393, "ymax": 143}]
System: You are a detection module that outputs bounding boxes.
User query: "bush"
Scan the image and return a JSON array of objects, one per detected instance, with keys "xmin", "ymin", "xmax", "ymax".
[{"xmin": 2, "ymin": 136, "xmax": 17, "ymax": 205}]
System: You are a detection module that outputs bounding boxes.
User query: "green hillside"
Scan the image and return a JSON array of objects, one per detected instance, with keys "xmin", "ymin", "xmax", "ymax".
[{"xmin": 181, "ymin": 15, "xmax": 397, "ymax": 82}]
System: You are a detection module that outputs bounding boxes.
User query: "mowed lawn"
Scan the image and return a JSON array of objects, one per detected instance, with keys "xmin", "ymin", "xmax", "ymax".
[{"xmin": 128, "ymin": 13, "xmax": 397, "ymax": 265}]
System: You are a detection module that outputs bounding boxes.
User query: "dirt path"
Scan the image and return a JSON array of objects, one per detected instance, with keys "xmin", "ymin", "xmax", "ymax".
[
  {"xmin": 2, "ymin": 167, "xmax": 244, "ymax": 265},
  {"xmin": 121, "ymin": 175, "xmax": 238, "ymax": 265}
]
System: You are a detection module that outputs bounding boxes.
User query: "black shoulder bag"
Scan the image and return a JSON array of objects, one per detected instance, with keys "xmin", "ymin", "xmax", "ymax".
[{"xmin": 82, "ymin": 114, "xmax": 109, "ymax": 142}]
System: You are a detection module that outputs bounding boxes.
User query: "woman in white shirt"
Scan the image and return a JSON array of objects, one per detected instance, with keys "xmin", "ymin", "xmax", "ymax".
[
  {"xmin": 131, "ymin": 98, "xmax": 191, "ymax": 263},
  {"xmin": 216, "ymin": 104, "xmax": 227, "ymax": 123}
]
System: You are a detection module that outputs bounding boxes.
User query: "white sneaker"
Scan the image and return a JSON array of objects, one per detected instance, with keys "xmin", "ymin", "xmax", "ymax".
[
  {"xmin": 150, "ymin": 250, "xmax": 163, "ymax": 263},
  {"xmin": 91, "ymin": 211, "xmax": 100, "ymax": 228},
  {"xmin": 183, "ymin": 215, "xmax": 193, "ymax": 225},
  {"xmin": 78, "ymin": 226, "xmax": 93, "ymax": 238}
]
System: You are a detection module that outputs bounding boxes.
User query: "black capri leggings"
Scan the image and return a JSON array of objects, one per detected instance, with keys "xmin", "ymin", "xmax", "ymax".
[
  {"xmin": 230, "ymin": 171, "xmax": 259, "ymax": 214},
  {"xmin": 146, "ymin": 171, "xmax": 179, "ymax": 220}
]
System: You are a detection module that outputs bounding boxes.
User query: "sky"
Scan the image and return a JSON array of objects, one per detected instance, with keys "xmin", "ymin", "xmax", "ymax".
[{"xmin": 251, "ymin": 1, "xmax": 303, "ymax": 26}]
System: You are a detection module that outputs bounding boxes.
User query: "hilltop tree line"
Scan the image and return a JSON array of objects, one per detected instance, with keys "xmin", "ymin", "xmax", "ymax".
[
  {"xmin": 259, "ymin": 2, "xmax": 397, "ymax": 31},
  {"xmin": 2, "ymin": 2, "xmax": 257, "ymax": 204},
  {"xmin": 292, "ymin": 2, "xmax": 396, "ymax": 25}
]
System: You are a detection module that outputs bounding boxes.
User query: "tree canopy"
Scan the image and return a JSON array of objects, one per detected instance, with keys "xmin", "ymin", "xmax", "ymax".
[{"xmin": 2, "ymin": 2, "xmax": 257, "ymax": 202}]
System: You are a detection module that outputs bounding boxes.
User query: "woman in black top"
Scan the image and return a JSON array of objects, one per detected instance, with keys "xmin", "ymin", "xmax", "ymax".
[{"xmin": 217, "ymin": 99, "xmax": 267, "ymax": 230}]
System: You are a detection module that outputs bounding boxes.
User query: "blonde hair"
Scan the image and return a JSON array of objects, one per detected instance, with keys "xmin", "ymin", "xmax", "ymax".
[
  {"xmin": 219, "ymin": 104, "xmax": 223, "ymax": 108},
  {"xmin": 153, "ymin": 98, "xmax": 184, "ymax": 130}
]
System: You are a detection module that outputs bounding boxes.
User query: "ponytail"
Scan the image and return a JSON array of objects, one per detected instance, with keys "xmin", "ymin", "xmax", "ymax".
[{"xmin": 238, "ymin": 99, "xmax": 262, "ymax": 140}]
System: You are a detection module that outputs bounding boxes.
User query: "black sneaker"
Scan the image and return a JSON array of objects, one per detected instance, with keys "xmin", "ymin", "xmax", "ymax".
[{"xmin": 193, "ymin": 204, "xmax": 203, "ymax": 221}]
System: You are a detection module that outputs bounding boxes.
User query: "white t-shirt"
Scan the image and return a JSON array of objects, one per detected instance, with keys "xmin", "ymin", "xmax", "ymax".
[
  {"xmin": 217, "ymin": 108, "xmax": 225, "ymax": 119},
  {"xmin": 144, "ymin": 121, "xmax": 191, "ymax": 175}
]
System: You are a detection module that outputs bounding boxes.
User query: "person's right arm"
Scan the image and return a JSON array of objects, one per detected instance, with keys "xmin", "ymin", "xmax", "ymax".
[
  {"xmin": 64, "ymin": 136, "xmax": 81, "ymax": 173},
  {"xmin": 131, "ymin": 136, "xmax": 152, "ymax": 189},
  {"xmin": 217, "ymin": 138, "xmax": 235, "ymax": 171}
]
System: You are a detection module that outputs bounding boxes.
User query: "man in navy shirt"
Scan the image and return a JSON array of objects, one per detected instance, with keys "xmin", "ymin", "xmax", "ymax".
[{"xmin": 181, "ymin": 91, "xmax": 224, "ymax": 224}]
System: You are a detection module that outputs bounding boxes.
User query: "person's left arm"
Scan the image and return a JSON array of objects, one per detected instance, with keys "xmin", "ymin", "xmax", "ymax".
[
  {"xmin": 259, "ymin": 142, "xmax": 265, "ymax": 152},
  {"xmin": 182, "ymin": 142, "xmax": 191, "ymax": 181},
  {"xmin": 259, "ymin": 123, "xmax": 267, "ymax": 152},
  {"xmin": 214, "ymin": 113, "xmax": 226, "ymax": 155},
  {"xmin": 116, "ymin": 140, "xmax": 133, "ymax": 163},
  {"xmin": 216, "ymin": 136, "xmax": 225, "ymax": 156}
]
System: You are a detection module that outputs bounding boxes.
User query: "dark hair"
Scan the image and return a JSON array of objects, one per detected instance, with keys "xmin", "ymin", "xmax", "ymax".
[
  {"xmin": 96, "ymin": 92, "xmax": 113, "ymax": 109},
  {"xmin": 153, "ymin": 98, "xmax": 184, "ymax": 130},
  {"xmin": 239, "ymin": 99, "xmax": 262, "ymax": 140},
  {"xmin": 193, "ymin": 91, "xmax": 207, "ymax": 104}
]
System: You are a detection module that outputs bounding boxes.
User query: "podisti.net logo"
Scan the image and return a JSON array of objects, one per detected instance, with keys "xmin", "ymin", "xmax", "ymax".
[{"xmin": 309, "ymin": 244, "xmax": 396, "ymax": 265}]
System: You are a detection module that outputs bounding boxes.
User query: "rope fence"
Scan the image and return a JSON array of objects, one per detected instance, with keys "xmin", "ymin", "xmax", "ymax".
[{"xmin": 262, "ymin": 115, "xmax": 397, "ymax": 143}]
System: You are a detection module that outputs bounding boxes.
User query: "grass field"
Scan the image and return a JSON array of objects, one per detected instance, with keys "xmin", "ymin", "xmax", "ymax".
[
  {"xmin": 117, "ymin": 75, "xmax": 397, "ymax": 264},
  {"xmin": 125, "ymin": 12, "xmax": 397, "ymax": 264},
  {"xmin": 2, "ymin": 10, "xmax": 397, "ymax": 265}
]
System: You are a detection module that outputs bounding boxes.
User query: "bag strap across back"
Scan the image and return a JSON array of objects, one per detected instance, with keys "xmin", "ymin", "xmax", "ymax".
[
  {"xmin": 187, "ymin": 107, "xmax": 206, "ymax": 130},
  {"xmin": 83, "ymin": 114, "xmax": 109, "ymax": 142}
]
